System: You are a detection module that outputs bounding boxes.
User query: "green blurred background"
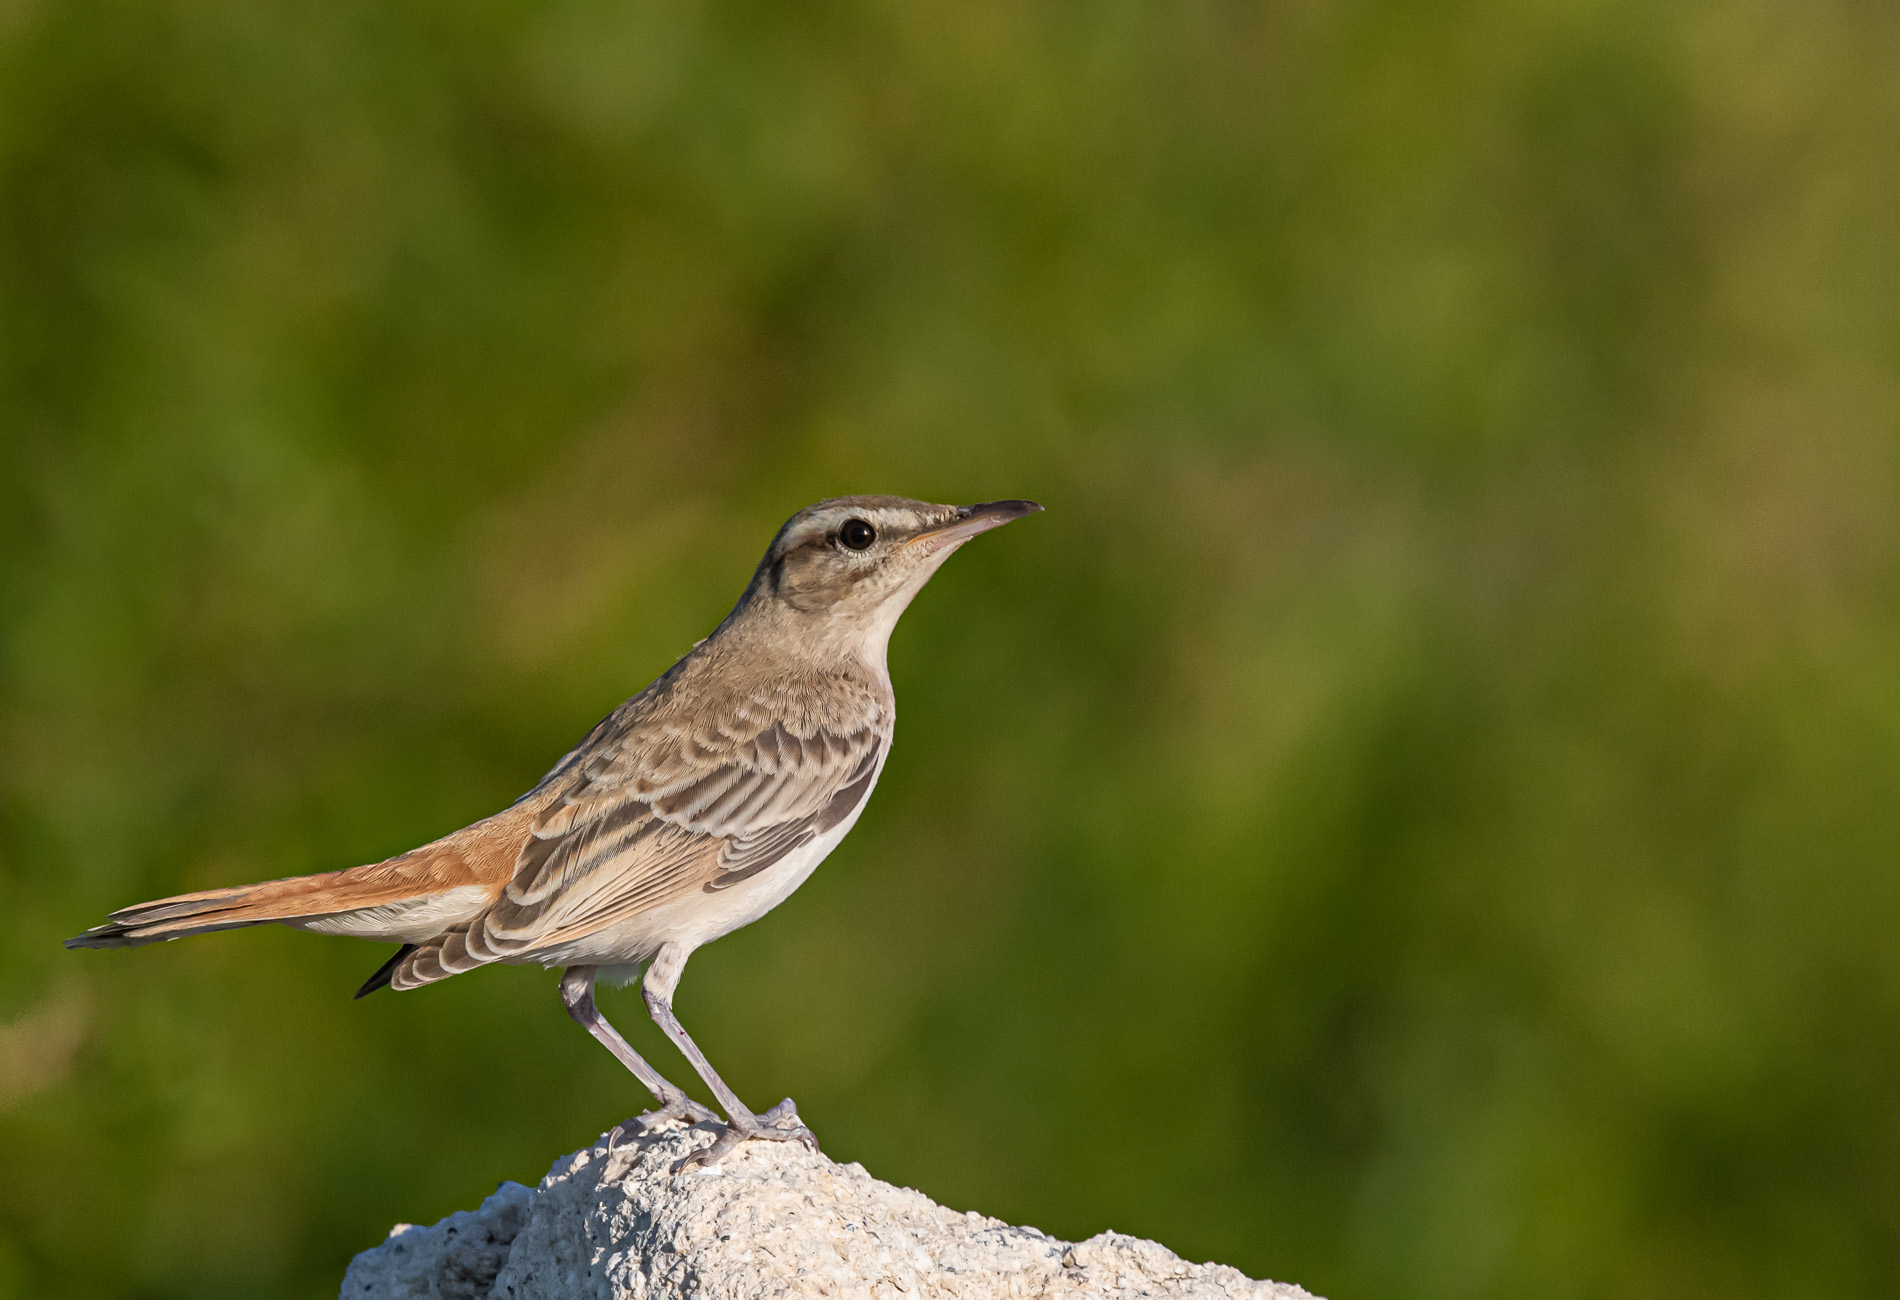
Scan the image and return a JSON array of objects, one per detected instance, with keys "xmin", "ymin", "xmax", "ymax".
[{"xmin": 4, "ymin": 0, "xmax": 1900, "ymax": 1296}]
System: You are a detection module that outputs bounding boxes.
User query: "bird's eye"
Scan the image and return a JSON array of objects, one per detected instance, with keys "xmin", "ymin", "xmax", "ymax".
[{"xmin": 839, "ymin": 518, "xmax": 877, "ymax": 551}]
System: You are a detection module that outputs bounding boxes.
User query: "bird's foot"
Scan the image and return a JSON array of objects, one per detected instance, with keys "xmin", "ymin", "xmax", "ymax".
[
  {"xmin": 672, "ymin": 1098, "xmax": 819, "ymax": 1172},
  {"xmin": 609, "ymin": 1093, "xmax": 719, "ymax": 1148}
]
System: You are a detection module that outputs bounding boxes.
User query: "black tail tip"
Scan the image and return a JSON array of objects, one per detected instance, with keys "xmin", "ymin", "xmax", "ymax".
[{"xmin": 65, "ymin": 927, "xmax": 126, "ymax": 950}]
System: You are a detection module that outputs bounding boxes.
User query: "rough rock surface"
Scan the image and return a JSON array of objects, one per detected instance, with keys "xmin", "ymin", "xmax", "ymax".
[{"xmin": 341, "ymin": 1123, "xmax": 1320, "ymax": 1300}]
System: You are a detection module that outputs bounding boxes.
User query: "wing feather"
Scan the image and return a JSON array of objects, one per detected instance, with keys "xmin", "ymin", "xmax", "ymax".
[{"xmin": 440, "ymin": 672, "xmax": 889, "ymax": 970}]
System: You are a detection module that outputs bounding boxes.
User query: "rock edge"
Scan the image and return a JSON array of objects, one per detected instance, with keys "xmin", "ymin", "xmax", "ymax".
[{"xmin": 341, "ymin": 1123, "xmax": 1322, "ymax": 1300}]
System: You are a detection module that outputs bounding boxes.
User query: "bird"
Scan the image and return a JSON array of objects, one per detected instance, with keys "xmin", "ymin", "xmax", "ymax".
[{"xmin": 67, "ymin": 495, "xmax": 1041, "ymax": 1169}]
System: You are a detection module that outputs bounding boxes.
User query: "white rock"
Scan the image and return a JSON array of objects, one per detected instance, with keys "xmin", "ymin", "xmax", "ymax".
[{"xmin": 341, "ymin": 1124, "xmax": 1322, "ymax": 1300}]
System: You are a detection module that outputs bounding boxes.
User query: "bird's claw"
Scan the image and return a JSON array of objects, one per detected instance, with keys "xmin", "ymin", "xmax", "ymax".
[
  {"xmin": 671, "ymin": 1098, "xmax": 819, "ymax": 1172},
  {"xmin": 609, "ymin": 1094, "xmax": 719, "ymax": 1149}
]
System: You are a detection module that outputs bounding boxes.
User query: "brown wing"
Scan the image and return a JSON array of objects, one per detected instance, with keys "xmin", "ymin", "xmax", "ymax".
[{"xmin": 392, "ymin": 674, "xmax": 889, "ymax": 985}]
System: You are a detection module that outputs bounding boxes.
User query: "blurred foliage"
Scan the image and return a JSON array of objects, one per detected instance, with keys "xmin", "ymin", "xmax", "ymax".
[{"xmin": 4, "ymin": 0, "xmax": 1900, "ymax": 1296}]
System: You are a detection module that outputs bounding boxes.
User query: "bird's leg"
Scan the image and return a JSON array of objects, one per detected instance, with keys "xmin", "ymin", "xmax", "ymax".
[
  {"xmin": 559, "ymin": 966, "xmax": 717, "ymax": 1139},
  {"xmin": 641, "ymin": 945, "xmax": 817, "ymax": 1171}
]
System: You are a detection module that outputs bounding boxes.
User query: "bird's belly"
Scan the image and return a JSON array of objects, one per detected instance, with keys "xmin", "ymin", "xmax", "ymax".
[{"xmin": 659, "ymin": 825, "xmax": 847, "ymax": 947}]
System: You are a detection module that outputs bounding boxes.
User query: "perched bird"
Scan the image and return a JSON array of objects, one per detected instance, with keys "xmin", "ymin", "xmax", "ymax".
[{"xmin": 68, "ymin": 495, "xmax": 1041, "ymax": 1168}]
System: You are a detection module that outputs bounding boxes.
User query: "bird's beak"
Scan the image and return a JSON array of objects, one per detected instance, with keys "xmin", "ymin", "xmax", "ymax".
[{"xmin": 906, "ymin": 500, "xmax": 1043, "ymax": 552}]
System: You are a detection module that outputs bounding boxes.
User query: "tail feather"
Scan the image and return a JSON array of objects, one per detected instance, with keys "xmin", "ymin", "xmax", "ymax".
[
  {"xmin": 63, "ymin": 875, "xmax": 349, "ymax": 949},
  {"xmin": 65, "ymin": 856, "xmax": 505, "ymax": 952},
  {"xmin": 102, "ymin": 885, "xmax": 267, "ymax": 928},
  {"xmin": 65, "ymin": 806, "xmax": 531, "ymax": 983}
]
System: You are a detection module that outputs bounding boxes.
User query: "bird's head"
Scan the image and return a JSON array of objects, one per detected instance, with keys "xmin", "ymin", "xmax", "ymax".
[{"xmin": 737, "ymin": 495, "xmax": 1041, "ymax": 653}]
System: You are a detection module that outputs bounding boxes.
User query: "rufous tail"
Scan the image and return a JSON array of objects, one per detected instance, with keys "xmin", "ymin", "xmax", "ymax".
[
  {"xmin": 64, "ymin": 869, "xmax": 391, "ymax": 949},
  {"xmin": 64, "ymin": 806, "xmax": 531, "ymax": 994}
]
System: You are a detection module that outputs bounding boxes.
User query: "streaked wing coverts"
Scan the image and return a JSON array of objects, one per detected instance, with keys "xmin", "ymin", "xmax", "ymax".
[{"xmin": 450, "ymin": 678, "xmax": 888, "ymax": 965}]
